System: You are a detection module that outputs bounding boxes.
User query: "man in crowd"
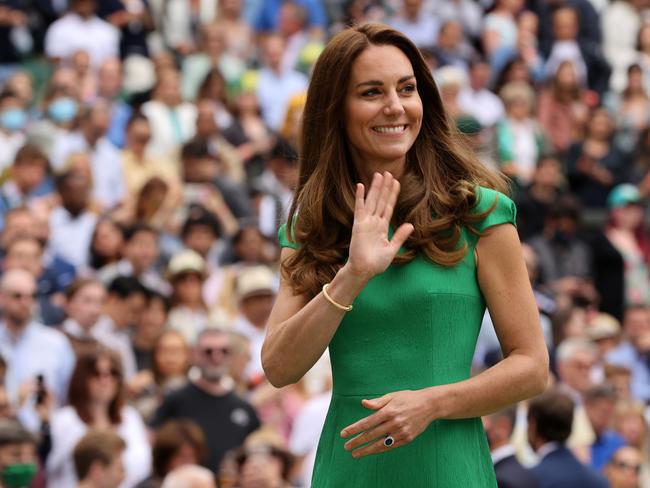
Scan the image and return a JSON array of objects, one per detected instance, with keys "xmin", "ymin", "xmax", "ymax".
[{"xmin": 152, "ymin": 328, "xmax": 260, "ymax": 472}]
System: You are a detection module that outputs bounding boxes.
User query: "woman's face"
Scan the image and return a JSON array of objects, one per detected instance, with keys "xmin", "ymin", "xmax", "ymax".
[
  {"xmin": 619, "ymin": 413, "xmax": 646, "ymax": 447},
  {"xmin": 93, "ymin": 220, "xmax": 124, "ymax": 260},
  {"xmin": 234, "ymin": 228, "xmax": 265, "ymax": 263},
  {"xmin": 639, "ymin": 25, "xmax": 650, "ymax": 52},
  {"xmin": 155, "ymin": 333, "xmax": 189, "ymax": 378},
  {"xmin": 344, "ymin": 44, "xmax": 423, "ymax": 177},
  {"xmin": 556, "ymin": 62, "xmax": 577, "ymax": 88},
  {"xmin": 611, "ymin": 204, "xmax": 644, "ymax": 230},
  {"xmin": 173, "ymin": 272, "xmax": 204, "ymax": 304},
  {"xmin": 87, "ymin": 357, "xmax": 120, "ymax": 404},
  {"xmin": 588, "ymin": 110, "xmax": 613, "ymax": 140}
]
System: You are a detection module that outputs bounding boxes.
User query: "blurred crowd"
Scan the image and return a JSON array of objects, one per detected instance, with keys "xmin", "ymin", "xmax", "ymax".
[{"xmin": 0, "ymin": 0, "xmax": 649, "ymax": 487}]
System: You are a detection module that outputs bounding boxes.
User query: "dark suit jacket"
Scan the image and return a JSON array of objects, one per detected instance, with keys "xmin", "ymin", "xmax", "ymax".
[
  {"xmin": 495, "ymin": 454, "xmax": 540, "ymax": 488},
  {"xmin": 531, "ymin": 446, "xmax": 610, "ymax": 488}
]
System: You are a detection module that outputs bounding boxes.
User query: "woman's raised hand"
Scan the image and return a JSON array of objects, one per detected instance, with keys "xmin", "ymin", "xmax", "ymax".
[{"xmin": 346, "ymin": 172, "xmax": 414, "ymax": 281}]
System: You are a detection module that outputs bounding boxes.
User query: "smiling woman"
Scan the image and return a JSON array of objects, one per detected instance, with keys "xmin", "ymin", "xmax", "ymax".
[{"xmin": 261, "ymin": 23, "xmax": 548, "ymax": 487}]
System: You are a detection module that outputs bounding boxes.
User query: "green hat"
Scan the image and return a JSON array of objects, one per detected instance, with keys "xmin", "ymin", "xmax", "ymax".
[
  {"xmin": 456, "ymin": 115, "xmax": 482, "ymax": 135},
  {"xmin": 607, "ymin": 184, "xmax": 641, "ymax": 208}
]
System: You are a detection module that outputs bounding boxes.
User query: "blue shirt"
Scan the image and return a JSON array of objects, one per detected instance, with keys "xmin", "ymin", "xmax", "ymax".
[{"xmin": 0, "ymin": 321, "xmax": 75, "ymax": 429}]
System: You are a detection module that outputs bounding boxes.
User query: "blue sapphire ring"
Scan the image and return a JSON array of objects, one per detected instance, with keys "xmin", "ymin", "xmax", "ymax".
[{"xmin": 383, "ymin": 435, "xmax": 395, "ymax": 447}]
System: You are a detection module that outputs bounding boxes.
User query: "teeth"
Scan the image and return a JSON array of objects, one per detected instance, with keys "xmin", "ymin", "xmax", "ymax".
[{"xmin": 374, "ymin": 125, "xmax": 405, "ymax": 133}]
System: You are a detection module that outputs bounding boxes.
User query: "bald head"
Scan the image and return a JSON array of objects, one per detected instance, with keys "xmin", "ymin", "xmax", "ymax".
[
  {"xmin": 0, "ymin": 269, "xmax": 37, "ymax": 329},
  {"xmin": 161, "ymin": 465, "xmax": 216, "ymax": 488}
]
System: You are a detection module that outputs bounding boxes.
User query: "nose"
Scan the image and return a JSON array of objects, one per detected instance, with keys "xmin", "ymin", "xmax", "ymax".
[{"xmin": 383, "ymin": 90, "xmax": 405, "ymax": 116}]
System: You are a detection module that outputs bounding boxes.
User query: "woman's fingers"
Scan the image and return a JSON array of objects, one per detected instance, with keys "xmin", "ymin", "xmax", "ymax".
[
  {"xmin": 354, "ymin": 183, "xmax": 365, "ymax": 218},
  {"xmin": 363, "ymin": 173, "xmax": 383, "ymax": 215},
  {"xmin": 374, "ymin": 172, "xmax": 393, "ymax": 217},
  {"xmin": 344, "ymin": 421, "xmax": 392, "ymax": 452},
  {"xmin": 390, "ymin": 223, "xmax": 414, "ymax": 253},
  {"xmin": 381, "ymin": 178, "xmax": 400, "ymax": 220}
]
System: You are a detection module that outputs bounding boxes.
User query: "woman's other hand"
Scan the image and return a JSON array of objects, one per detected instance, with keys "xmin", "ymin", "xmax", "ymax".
[
  {"xmin": 346, "ymin": 172, "xmax": 414, "ymax": 281},
  {"xmin": 340, "ymin": 389, "xmax": 439, "ymax": 458}
]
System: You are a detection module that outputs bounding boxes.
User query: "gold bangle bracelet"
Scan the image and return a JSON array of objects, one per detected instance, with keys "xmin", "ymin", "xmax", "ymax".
[{"xmin": 322, "ymin": 283, "xmax": 353, "ymax": 312}]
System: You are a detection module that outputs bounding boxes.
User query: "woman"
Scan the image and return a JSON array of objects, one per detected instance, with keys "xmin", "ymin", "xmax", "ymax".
[
  {"xmin": 261, "ymin": 24, "xmax": 547, "ymax": 487},
  {"xmin": 88, "ymin": 218, "xmax": 124, "ymax": 272},
  {"xmin": 46, "ymin": 349, "xmax": 151, "ymax": 487},
  {"xmin": 496, "ymin": 81, "xmax": 547, "ymax": 187},
  {"xmin": 538, "ymin": 60, "xmax": 589, "ymax": 155},
  {"xmin": 566, "ymin": 108, "xmax": 632, "ymax": 208},
  {"xmin": 131, "ymin": 330, "xmax": 190, "ymax": 423}
]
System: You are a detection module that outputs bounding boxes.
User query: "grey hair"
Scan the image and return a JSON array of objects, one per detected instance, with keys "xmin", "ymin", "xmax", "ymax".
[{"xmin": 555, "ymin": 337, "xmax": 597, "ymax": 364}]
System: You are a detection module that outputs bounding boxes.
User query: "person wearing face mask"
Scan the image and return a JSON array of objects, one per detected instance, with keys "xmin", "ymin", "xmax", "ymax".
[
  {"xmin": 0, "ymin": 419, "xmax": 39, "ymax": 488},
  {"xmin": 26, "ymin": 83, "xmax": 80, "ymax": 158},
  {"xmin": 0, "ymin": 90, "xmax": 27, "ymax": 173}
]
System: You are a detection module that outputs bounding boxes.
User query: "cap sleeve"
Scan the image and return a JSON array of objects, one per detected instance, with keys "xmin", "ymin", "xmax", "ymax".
[
  {"xmin": 278, "ymin": 223, "xmax": 300, "ymax": 250},
  {"xmin": 473, "ymin": 186, "xmax": 517, "ymax": 232}
]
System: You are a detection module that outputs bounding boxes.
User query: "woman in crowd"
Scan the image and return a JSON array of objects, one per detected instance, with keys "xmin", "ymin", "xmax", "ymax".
[{"xmin": 46, "ymin": 349, "xmax": 151, "ymax": 487}]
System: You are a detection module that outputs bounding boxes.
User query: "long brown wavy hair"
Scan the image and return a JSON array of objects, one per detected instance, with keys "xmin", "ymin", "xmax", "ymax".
[{"xmin": 283, "ymin": 23, "xmax": 508, "ymax": 297}]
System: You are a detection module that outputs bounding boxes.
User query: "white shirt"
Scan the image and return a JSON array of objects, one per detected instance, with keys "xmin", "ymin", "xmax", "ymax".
[
  {"xmin": 256, "ymin": 67, "xmax": 308, "ymax": 131},
  {"xmin": 289, "ymin": 391, "xmax": 331, "ymax": 488},
  {"xmin": 44, "ymin": 13, "xmax": 119, "ymax": 67},
  {"xmin": 389, "ymin": 13, "xmax": 440, "ymax": 47},
  {"xmin": 48, "ymin": 206, "xmax": 97, "ymax": 270},
  {"xmin": 0, "ymin": 321, "xmax": 75, "ymax": 431},
  {"xmin": 50, "ymin": 132, "xmax": 126, "ymax": 209},
  {"xmin": 458, "ymin": 88, "xmax": 505, "ymax": 128},
  {"xmin": 233, "ymin": 314, "xmax": 266, "ymax": 379},
  {"xmin": 491, "ymin": 443, "xmax": 517, "ymax": 465},
  {"xmin": 141, "ymin": 100, "xmax": 197, "ymax": 159},
  {"xmin": 0, "ymin": 131, "xmax": 25, "ymax": 172},
  {"xmin": 47, "ymin": 405, "xmax": 151, "ymax": 488}
]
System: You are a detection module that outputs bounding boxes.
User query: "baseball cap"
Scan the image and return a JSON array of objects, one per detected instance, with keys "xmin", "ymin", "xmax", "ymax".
[
  {"xmin": 587, "ymin": 313, "xmax": 621, "ymax": 341},
  {"xmin": 166, "ymin": 249, "xmax": 207, "ymax": 280},
  {"xmin": 607, "ymin": 184, "xmax": 641, "ymax": 209},
  {"xmin": 236, "ymin": 266, "xmax": 277, "ymax": 300}
]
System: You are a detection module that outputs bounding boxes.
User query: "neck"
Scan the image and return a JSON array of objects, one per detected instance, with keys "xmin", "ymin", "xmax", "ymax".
[
  {"xmin": 490, "ymin": 438, "xmax": 510, "ymax": 451},
  {"xmin": 78, "ymin": 481, "xmax": 95, "ymax": 488},
  {"xmin": 4, "ymin": 318, "xmax": 28, "ymax": 337},
  {"xmin": 355, "ymin": 157, "xmax": 406, "ymax": 186},
  {"xmin": 194, "ymin": 376, "xmax": 229, "ymax": 396},
  {"xmin": 89, "ymin": 401, "xmax": 111, "ymax": 424}
]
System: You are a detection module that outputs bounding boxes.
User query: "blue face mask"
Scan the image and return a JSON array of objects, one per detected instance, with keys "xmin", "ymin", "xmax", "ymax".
[
  {"xmin": 47, "ymin": 97, "xmax": 78, "ymax": 123},
  {"xmin": 0, "ymin": 108, "xmax": 27, "ymax": 132}
]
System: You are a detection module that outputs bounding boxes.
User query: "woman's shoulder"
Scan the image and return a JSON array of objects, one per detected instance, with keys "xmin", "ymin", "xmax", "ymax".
[{"xmin": 471, "ymin": 186, "xmax": 517, "ymax": 232}]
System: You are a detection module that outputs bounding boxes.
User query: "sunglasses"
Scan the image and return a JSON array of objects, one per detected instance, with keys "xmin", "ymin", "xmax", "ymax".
[
  {"xmin": 8, "ymin": 291, "xmax": 37, "ymax": 300},
  {"xmin": 91, "ymin": 368, "xmax": 121, "ymax": 380},
  {"xmin": 202, "ymin": 346, "xmax": 231, "ymax": 358},
  {"xmin": 613, "ymin": 460, "xmax": 641, "ymax": 474}
]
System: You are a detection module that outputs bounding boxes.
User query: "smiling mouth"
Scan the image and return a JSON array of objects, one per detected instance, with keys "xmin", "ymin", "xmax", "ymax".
[{"xmin": 372, "ymin": 125, "xmax": 407, "ymax": 134}]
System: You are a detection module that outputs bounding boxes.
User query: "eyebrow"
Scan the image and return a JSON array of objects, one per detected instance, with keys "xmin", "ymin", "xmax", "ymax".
[{"xmin": 355, "ymin": 75, "xmax": 415, "ymax": 89}]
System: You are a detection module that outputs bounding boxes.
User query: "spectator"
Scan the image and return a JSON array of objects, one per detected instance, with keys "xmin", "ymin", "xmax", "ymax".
[
  {"xmin": 232, "ymin": 436, "xmax": 294, "ymax": 488},
  {"xmin": 255, "ymin": 34, "xmax": 308, "ymax": 131},
  {"xmin": 0, "ymin": 419, "xmax": 39, "ymax": 488},
  {"xmin": 583, "ymin": 384, "xmax": 626, "ymax": 470},
  {"xmin": 47, "ymin": 169, "xmax": 97, "ymax": 270},
  {"xmin": 233, "ymin": 265, "xmax": 277, "ymax": 382},
  {"xmin": 388, "ymin": 0, "xmax": 439, "ymax": 48},
  {"xmin": 483, "ymin": 406, "xmax": 539, "ymax": 488},
  {"xmin": 603, "ymin": 446, "xmax": 644, "ymax": 488},
  {"xmin": 50, "ymin": 100, "xmax": 126, "ymax": 210},
  {"xmin": 0, "ymin": 269, "xmax": 75, "ymax": 430},
  {"xmin": 88, "ymin": 218, "xmax": 125, "ymax": 273},
  {"xmin": 131, "ymin": 291, "xmax": 171, "ymax": 372},
  {"xmin": 0, "ymin": 144, "xmax": 53, "ymax": 216},
  {"xmin": 516, "ymin": 155, "xmax": 565, "ymax": 242},
  {"xmin": 612, "ymin": 401, "xmax": 649, "ymax": 469},
  {"xmin": 131, "ymin": 330, "xmax": 189, "ymax": 423},
  {"xmin": 537, "ymin": 61, "xmax": 589, "ymax": 155},
  {"xmin": 458, "ymin": 59, "xmax": 505, "ymax": 130},
  {"xmin": 141, "ymin": 69, "xmax": 197, "ymax": 161},
  {"xmin": 527, "ymin": 387, "xmax": 608, "ymax": 488},
  {"xmin": 0, "ymin": 91, "xmax": 27, "ymax": 173},
  {"xmin": 166, "ymin": 249, "xmax": 210, "ymax": 345},
  {"xmin": 44, "ymin": 0, "xmax": 120, "ymax": 67},
  {"xmin": 136, "ymin": 419, "xmax": 207, "ymax": 488},
  {"xmin": 98, "ymin": 224, "xmax": 165, "ymax": 294},
  {"xmin": 606, "ymin": 304, "xmax": 650, "ymax": 402},
  {"xmin": 152, "ymin": 328, "xmax": 261, "ymax": 472},
  {"xmin": 74, "ymin": 429, "xmax": 127, "ymax": 488},
  {"xmin": 47, "ymin": 349, "xmax": 151, "ymax": 487},
  {"xmin": 161, "ymin": 465, "xmax": 215, "ymax": 488},
  {"xmin": 496, "ymin": 81, "xmax": 547, "ymax": 187}
]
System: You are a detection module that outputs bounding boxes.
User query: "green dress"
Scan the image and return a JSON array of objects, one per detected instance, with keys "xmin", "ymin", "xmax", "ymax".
[{"xmin": 278, "ymin": 187, "xmax": 516, "ymax": 487}]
